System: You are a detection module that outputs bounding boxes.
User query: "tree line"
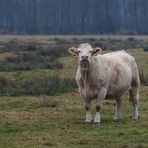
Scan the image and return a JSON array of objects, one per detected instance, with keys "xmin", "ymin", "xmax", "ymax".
[{"xmin": 0, "ymin": 0, "xmax": 148, "ymax": 35}]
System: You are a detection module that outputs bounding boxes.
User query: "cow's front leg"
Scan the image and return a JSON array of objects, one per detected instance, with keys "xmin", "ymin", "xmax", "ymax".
[
  {"xmin": 94, "ymin": 89, "xmax": 107, "ymax": 124},
  {"xmin": 84, "ymin": 100, "xmax": 92, "ymax": 123}
]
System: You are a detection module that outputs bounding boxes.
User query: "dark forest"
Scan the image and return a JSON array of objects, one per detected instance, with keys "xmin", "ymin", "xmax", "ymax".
[{"xmin": 0, "ymin": 0, "xmax": 148, "ymax": 35}]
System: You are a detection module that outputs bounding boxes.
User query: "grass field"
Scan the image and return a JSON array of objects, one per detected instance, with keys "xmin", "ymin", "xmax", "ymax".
[
  {"xmin": 0, "ymin": 35, "xmax": 148, "ymax": 148},
  {"xmin": 0, "ymin": 87, "xmax": 147, "ymax": 148}
]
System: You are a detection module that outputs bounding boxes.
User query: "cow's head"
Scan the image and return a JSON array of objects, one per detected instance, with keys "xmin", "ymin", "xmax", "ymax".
[{"xmin": 68, "ymin": 43, "xmax": 102, "ymax": 70}]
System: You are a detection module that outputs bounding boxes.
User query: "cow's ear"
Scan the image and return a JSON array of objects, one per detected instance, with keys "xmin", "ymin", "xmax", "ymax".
[
  {"xmin": 68, "ymin": 47, "xmax": 78, "ymax": 56},
  {"xmin": 92, "ymin": 47, "xmax": 102, "ymax": 56}
]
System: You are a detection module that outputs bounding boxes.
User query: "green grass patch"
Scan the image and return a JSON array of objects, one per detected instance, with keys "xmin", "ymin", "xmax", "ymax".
[{"xmin": 0, "ymin": 87, "xmax": 147, "ymax": 147}]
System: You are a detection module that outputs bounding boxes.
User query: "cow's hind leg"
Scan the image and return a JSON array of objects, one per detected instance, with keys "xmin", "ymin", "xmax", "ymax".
[
  {"xmin": 114, "ymin": 97, "xmax": 121, "ymax": 120},
  {"xmin": 85, "ymin": 100, "xmax": 92, "ymax": 123},
  {"xmin": 129, "ymin": 86, "xmax": 139, "ymax": 120}
]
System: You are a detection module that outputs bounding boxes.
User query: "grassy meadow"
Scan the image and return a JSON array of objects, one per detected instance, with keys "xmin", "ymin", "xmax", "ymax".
[{"xmin": 0, "ymin": 35, "xmax": 148, "ymax": 148}]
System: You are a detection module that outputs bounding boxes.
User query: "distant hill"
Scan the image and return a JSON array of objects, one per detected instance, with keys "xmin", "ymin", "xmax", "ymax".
[{"xmin": 0, "ymin": 0, "xmax": 148, "ymax": 35}]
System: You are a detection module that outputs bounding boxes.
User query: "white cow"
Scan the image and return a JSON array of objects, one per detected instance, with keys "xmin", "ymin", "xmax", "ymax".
[{"xmin": 68, "ymin": 43, "xmax": 140, "ymax": 124}]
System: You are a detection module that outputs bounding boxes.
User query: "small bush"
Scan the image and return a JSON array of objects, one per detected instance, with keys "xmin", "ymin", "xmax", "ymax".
[
  {"xmin": 127, "ymin": 37, "xmax": 135, "ymax": 41},
  {"xmin": 143, "ymin": 47, "xmax": 148, "ymax": 52},
  {"xmin": 39, "ymin": 96, "xmax": 61, "ymax": 108},
  {"xmin": 0, "ymin": 76, "xmax": 9, "ymax": 87},
  {"xmin": 89, "ymin": 38, "xmax": 96, "ymax": 42},
  {"xmin": 38, "ymin": 45, "xmax": 69, "ymax": 59},
  {"xmin": 0, "ymin": 52, "xmax": 37, "ymax": 71},
  {"xmin": 139, "ymin": 71, "xmax": 148, "ymax": 86},
  {"xmin": 45, "ymin": 61, "xmax": 63, "ymax": 69}
]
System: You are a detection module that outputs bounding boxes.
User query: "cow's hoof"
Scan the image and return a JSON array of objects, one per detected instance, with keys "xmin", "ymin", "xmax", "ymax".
[
  {"xmin": 94, "ymin": 122, "xmax": 100, "ymax": 125},
  {"xmin": 114, "ymin": 117, "xmax": 121, "ymax": 121},
  {"xmin": 132, "ymin": 113, "xmax": 139, "ymax": 120},
  {"xmin": 114, "ymin": 119, "xmax": 120, "ymax": 122},
  {"xmin": 85, "ymin": 120, "xmax": 92, "ymax": 124},
  {"xmin": 132, "ymin": 116, "xmax": 139, "ymax": 120}
]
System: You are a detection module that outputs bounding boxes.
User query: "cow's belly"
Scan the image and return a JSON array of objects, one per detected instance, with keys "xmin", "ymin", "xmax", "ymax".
[
  {"xmin": 107, "ymin": 75, "xmax": 132, "ymax": 97},
  {"xmin": 107, "ymin": 63, "xmax": 132, "ymax": 97},
  {"xmin": 107, "ymin": 85, "xmax": 130, "ymax": 97}
]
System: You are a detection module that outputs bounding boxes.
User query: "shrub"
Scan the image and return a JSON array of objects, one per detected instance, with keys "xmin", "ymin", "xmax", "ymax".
[
  {"xmin": 0, "ymin": 74, "xmax": 77, "ymax": 96},
  {"xmin": 38, "ymin": 45, "xmax": 69, "ymax": 59},
  {"xmin": 39, "ymin": 96, "xmax": 61, "ymax": 108},
  {"xmin": 139, "ymin": 71, "xmax": 148, "ymax": 86},
  {"xmin": 0, "ymin": 76, "xmax": 9, "ymax": 87},
  {"xmin": 45, "ymin": 61, "xmax": 63, "ymax": 69},
  {"xmin": 143, "ymin": 47, "xmax": 148, "ymax": 52},
  {"xmin": 0, "ymin": 40, "xmax": 39, "ymax": 52},
  {"xmin": 127, "ymin": 37, "xmax": 135, "ymax": 41},
  {"xmin": 0, "ymin": 44, "xmax": 67, "ymax": 71},
  {"xmin": 0, "ymin": 52, "xmax": 37, "ymax": 71}
]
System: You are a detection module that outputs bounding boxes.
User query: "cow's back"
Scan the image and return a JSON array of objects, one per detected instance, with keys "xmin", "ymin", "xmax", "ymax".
[
  {"xmin": 103, "ymin": 51, "xmax": 138, "ymax": 74},
  {"xmin": 103, "ymin": 50, "xmax": 134, "ymax": 64},
  {"xmin": 102, "ymin": 51, "xmax": 139, "ymax": 96}
]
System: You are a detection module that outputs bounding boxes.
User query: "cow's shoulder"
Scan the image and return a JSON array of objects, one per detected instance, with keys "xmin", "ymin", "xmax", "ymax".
[{"xmin": 102, "ymin": 50, "xmax": 135, "ymax": 64}]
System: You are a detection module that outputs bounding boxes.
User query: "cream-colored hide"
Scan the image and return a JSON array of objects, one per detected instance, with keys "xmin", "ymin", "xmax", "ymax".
[{"xmin": 68, "ymin": 43, "xmax": 140, "ymax": 124}]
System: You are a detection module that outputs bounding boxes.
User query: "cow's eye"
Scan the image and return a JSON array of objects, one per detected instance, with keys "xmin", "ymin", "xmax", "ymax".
[
  {"xmin": 90, "ymin": 51, "xmax": 93, "ymax": 53},
  {"xmin": 78, "ymin": 51, "xmax": 81, "ymax": 53}
]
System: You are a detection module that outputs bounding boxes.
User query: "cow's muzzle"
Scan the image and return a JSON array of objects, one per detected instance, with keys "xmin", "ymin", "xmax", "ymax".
[{"xmin": 80, "ymin": 59, "xmax": 90, "ymax": 68}]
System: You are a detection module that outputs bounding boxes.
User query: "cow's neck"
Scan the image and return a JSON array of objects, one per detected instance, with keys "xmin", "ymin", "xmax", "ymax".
[
  {"xmin": 80, "ymin": 64, "xmax": 91, "ymax": 78},
  {"xmin": 80, "ymin": 58, "xmax": 96, "ymax": 78},
  {"xmin": 78, "ymin": 56, "xmax": 105, "ymax": 97},
  {"xmin": 79, "ymin": 57, "xmax": 102, "ymax": 86},
  {"xmin": 79, "ymin": 61, "xmax": 97, "ymax": 97},
  {"xmin": 80, "ymin": 62, "xmax": 93, "ymax": 86},
  {"xmin": 81, "ymin": 68, "xmax": 89, "ymax": 76},
  {"xmin": 79, "ymin": 68, "xmax": 89, "ymax": 94}
]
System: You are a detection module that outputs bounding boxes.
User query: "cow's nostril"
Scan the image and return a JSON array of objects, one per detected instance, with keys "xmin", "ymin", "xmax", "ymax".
[{"xmin": 82, "ymin": 56, "xmax": 88, "ymax": 59}]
